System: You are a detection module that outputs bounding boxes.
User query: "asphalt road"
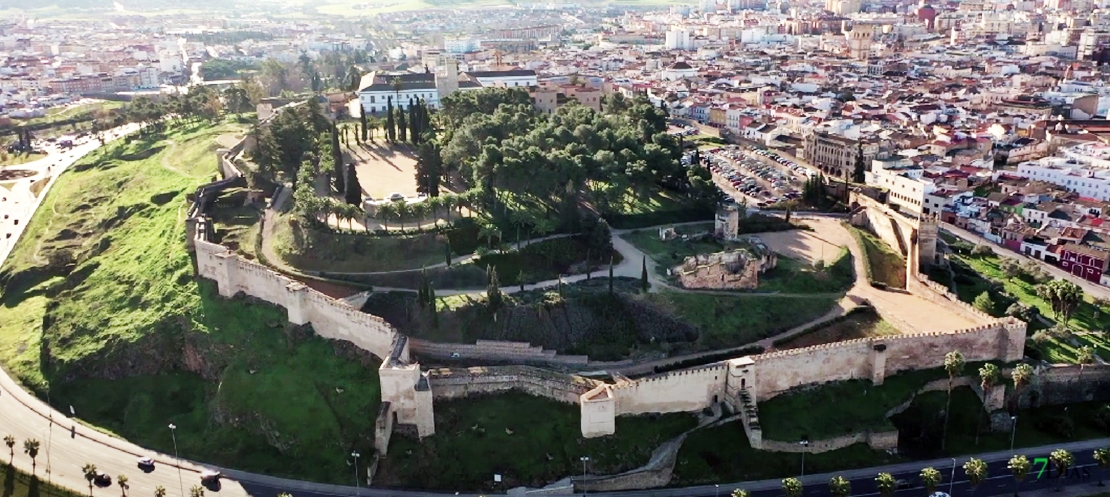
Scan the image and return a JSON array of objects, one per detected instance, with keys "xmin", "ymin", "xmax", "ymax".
[{"xmin": 1, "ymin": 126, "xmax": 1108, "ymax": 497}]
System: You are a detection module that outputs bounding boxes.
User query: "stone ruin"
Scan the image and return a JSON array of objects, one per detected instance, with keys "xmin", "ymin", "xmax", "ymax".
[{"xmin": 671, "ymin": 240, "xmax": 777, "ymax": 290}]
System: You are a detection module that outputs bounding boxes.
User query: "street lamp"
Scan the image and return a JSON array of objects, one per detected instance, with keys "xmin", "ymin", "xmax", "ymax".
[
  {"xmin": 716, "ymin": 483, "xmax": 720, "ymax": 497},
  {"xmin": 168, "ymin": 423, "xmax": 184, "ymax": 497},
  {"xmin": 1010, "ymin": 416, "xmax": 1018, "ymax": 451},
  {"xmin": 351, "ymin": 451, "xmax": 360, "ymax": 489},
  {"xmin": 580, "ymin": 456, "xmax": 590, "ymax": 496},
  {"xmin": 949, "ymin": 458, "xmax": 957, "ymax": 495},
  {"xmin": 800, "ymin": 439, "xmax": 810, "ymax": 477}
]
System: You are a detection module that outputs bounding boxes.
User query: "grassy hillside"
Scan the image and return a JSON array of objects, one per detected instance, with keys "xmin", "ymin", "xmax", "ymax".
[{"xmin": 0, "ymin": 122, "xmax": 383, "ymax": 484}]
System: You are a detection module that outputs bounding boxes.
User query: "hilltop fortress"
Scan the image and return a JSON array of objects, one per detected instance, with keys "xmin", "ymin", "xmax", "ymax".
[{"xmin": 186, "ymin": 139, "xmax": 1026, "ymax": 469}]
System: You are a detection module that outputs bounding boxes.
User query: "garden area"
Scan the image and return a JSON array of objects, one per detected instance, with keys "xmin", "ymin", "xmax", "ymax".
[
  {"xmin": 362, "ymin": 278, "xmax": 699, "ymax": 361},
  {"xmin": 848, "ymin": 225, "xmax": 907, "ymax": 289},
  {"xmin": 375, "ymin": 392, "xmax": 698, "ymax": 491},
  {"xmin": 0, "ymin": 121, "xmax": 390, "ymax": 485},
  {"xmin": 946, "ymin": 250, "xmax": 1110, "ymax": 364},
  {"xmin": 757, "ymin": 247, "xmax": 853, "ymax": 294},
  {"xmin": 644, "ymin": 292, "xmax": 838, "ymax": 350},
  {"xmin": 0, "ymin": 464, "xmax": 82, "ymax": 497},
  {"xmin": 473, "ymin": 233, "xmax": 620, "ymax": 286}
]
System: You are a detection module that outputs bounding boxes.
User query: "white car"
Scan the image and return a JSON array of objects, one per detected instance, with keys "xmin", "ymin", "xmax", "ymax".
[{"xmin": 137, "ymin": 457, "xmax": 155, "ymax": 469}]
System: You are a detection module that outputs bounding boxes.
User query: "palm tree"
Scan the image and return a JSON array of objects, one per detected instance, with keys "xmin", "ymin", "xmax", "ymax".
[
  {"xmin": 875, "ymin": 473, "xmax": 896, "ymax": 497},
  {"xmin": 118, "ymin": 474, "xmax": 129, "ymax": 497},
  {"xmin": 782, "ymin": 478, "xmax": 803, "ymax": 497},
  {"xmin": 4, "ymin": 435, "xmax": 13, "ymax": 461},
  {"xmin": 410, "ymin": 201, "xmax": 430, "ymax": 230},
  {"xmin": 977, "ymin": 363, "xmax": 1000, "ymax": 443},
  {"xmin": 189, "ymin": 486, "xmax": 204, "ymax": 497},
  {"xmin": 1011, "ymin": 363, "xmax": 1035, "ymax": 412},
  {"xmin": 1050, "ymin": 449, "xmax": 1074, "ymax": 491},
  {"xmin": 829, "ymin": 475, "xmax": 851, "ymax": 497},
  {"xmin": 426, "ymin": 195, "xmax": 444, "ymax": 227},
  {"xmin": 1094, "ymin": 448, "xmax": 1110, "ymax": 486},
  {"xmin": 731, "ymin": 490, "xmax": 749, "ymax": 497},
  {"xmin": 943, "ymin": 350, "xmax": 965, "ymax": 450},
  {"xmin": 154, "ymin": 487, "xmax": 167, "ymax": 497},
  {"xmin": 1008, "ymin": 455, "xmax": 1030, "ymax": 497},
  {"xmin": 479, "ymin": 223, "xmax": 502, "ymax": 251},
  {"xmin": 82, "ymin": 463, "xmax": 98, "ymax": 496},
  {"xmin": 920, "ymin": 467, "xmax": 941, "ymax": 494},
  {"xmin": 441, "ymin": 194, "xmax": 458, "ymax": 223},
  {"xmin": 376, "ymin": 202, "xmax": 394, "ymax": 231},
  {"xmin": 23, "ymin": 439, "xmax": 39, "ymax": 473},
  {"xmin": 964, "ymin": 458, "xmax": 989, "ymax": 489},
  {"xmin": 393, "ymin": 200, "xmax": 410, "ymax": 232}
]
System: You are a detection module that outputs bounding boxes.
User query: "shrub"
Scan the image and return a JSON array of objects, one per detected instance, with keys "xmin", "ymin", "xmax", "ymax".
[
  {"xmin": 971, "ymin": 244, "xmax": 994, "ymax": 256},
  {"xmin": 1031, "ymin": 330, "xmax": 1050, "ymax": 344},
  {"xmin": 973, "ymin": 291, "xmax": 995, "ymax": 314},
  {"xmin": 1094, "ymin": 404, "xmax": 1110, "ymax": 434}
]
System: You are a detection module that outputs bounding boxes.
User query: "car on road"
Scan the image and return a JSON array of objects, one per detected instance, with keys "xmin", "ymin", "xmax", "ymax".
[
  {"xmin": 137, "ymin": 457, "xmax": 155, "ymax": 469},
  {"xmin": 93, "ymin": 472, "xmax": 111, "ymax": 486},
  {"xmin": 200, "ymin": 470, "xmax": 222, "ymax": 484},
  {"xmin": 896, "ymin": 479, "xmax": 912, "ymax": 489}
]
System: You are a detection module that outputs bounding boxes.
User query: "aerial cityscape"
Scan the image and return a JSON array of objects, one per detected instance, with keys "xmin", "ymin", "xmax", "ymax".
[{"xmin": 1, "ymin": 0, "xmax": 1110, "ymax": 497}]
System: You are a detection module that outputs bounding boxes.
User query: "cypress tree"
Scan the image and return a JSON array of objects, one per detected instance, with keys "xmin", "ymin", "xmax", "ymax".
[
  {"xmin": 585, "ymin": 249, "xmax": 592, "ymax": 280},
  {"xmin": 518, "ymin": 270, "xmax": 525, "ymax": 292},
  {"xmin": 608, "ymin": 257, "xmax": 614, "ymax": 295},
  {"xmin": 445, "ymin": 241, "xmax": 452, "ymax": 267},
  {"xmin": 429, "ymin": 285, "xmax": 438, "ymax": 329},
  {"xmin": 397, "ymin": 106, "xmax": 407, "ymax": 143},
  {"xmin": 487, "ymin": 266, "xmax": 503, "ymax": 315},
  {"xmin": 345, "ymin": 163, "xmax": 361, "ymax": 206},
  {"xmin": 408, "ymin": 97, "xmax": 418, "ymax": 144},
  {"xmin": 385, "ymin": 98, "xmax": 395, "ymax": 142},
  {"xmin": 640, "ymin": 256, "xmax": 649, "ymax": 292},
  {"xmin": 418, "ymin": 267, "xmax": 429, "ymax": 309},
  {"xmin": 359, "ymin": 105, "xmax": 368, "ymax": 142},
  {"xmin": 331, "ymin": 125, "xmax": 344, "ymax": 194}
]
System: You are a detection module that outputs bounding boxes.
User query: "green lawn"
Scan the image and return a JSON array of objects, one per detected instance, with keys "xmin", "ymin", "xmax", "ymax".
[
  {"xmin": 757, "ymin": 367, "xmax": 960, "ymax": 441},
  {"xmin": 849, "ymin": 226, "xmax": 907, "ymax": 288},
  {"xmin": 273, "ymin": 215, "xmax": 448, "ymax": 272},
  {"xmin": 758, "ymin": 247, "xmax": 853, "ymax": 294},
  {"xmin": 623, "ymin": 229, "xmax": 725, "ymax": 275},
  {"xmin": 375, "ymin": 392, "xmax": 698, "ymax": 491},
  {"xmin": 952, "ymin": 254, "xmax": 1110, "ymax": 363},
  {"xmin": 645, "ymin": 292, "xmax": 837, "ymax": 350},
  {"xmin": 674, "ymin": 426, "xmax": 902, "ymax": 485},
  {"xmin": 0, "ymin": 152, "xmax": 46, "ymax": 166},
  {"xmin": 0, "ymin": 121, "xmax": 386, "ymax": 484}
]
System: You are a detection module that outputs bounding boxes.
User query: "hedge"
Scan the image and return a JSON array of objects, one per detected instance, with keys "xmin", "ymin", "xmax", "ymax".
[{"xmin": 605, "ymin": 207, "xmax": 714, "ymax": 230}]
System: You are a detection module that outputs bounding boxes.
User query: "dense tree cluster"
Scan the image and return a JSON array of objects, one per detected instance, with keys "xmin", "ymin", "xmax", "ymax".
[{"xmin": 435, "ymin": 89, "xmax": 699, "ymax": 231}]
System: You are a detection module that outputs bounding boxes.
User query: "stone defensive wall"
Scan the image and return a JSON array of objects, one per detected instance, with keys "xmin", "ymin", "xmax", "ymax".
[
  {"xmin": 426, "ymin": 365, "xmax": 602, "ymax": 403},
  {"xmin": 580, "ymin": 319, "xmax": 1025, "ymax": 438}
]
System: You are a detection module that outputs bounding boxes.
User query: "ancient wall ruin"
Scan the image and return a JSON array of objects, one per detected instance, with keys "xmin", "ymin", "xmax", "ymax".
[{"xmin": 426, "ymin": 365, "xmax": 601, "ymax": 403}]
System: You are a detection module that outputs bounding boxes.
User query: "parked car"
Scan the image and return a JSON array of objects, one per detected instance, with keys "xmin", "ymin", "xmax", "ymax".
[{"xmin": 388, "ymin": 192, "xmax": 404, "ymax": 202}]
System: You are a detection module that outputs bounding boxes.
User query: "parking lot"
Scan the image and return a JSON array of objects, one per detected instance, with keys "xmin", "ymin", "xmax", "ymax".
[{"xmin": 702, "ymin": 145, "xmax": 812, "ymax": 208}]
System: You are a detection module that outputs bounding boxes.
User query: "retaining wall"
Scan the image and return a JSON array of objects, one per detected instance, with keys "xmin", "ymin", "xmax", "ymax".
[
  {"xmin": 427, "ymin": 365, "xmax": 602, "ymax": 404},
  {"xmin": 409, "ymin": 338, "xmax": 589, "ymax": 368},
  {"xmin": 760, "ymin": 430, "xmax": 899, "ymax": 454}
]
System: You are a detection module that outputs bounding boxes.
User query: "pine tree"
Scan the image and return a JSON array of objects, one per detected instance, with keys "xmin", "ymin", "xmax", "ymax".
[
  {"xmin": 640, "ymin": 256, "xmax": 649, "ymax": 292},
  {"xmin": 397, "ymin": 106, "xmax": 408, "ymax": 143},
  {"xmin": 330, "ymin": 125, "xmax": 344, "ymax": 194},
  {"xmin": 359, "ymin": 105, "xmax": 368, "ymax": 142},
  {"xmin": 345, "ymin": 163, "xmax": 361, "ymax": 206},
  {"xmin": 385, "ymin": 98, "xmax": 396, "ymax": 142}
]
